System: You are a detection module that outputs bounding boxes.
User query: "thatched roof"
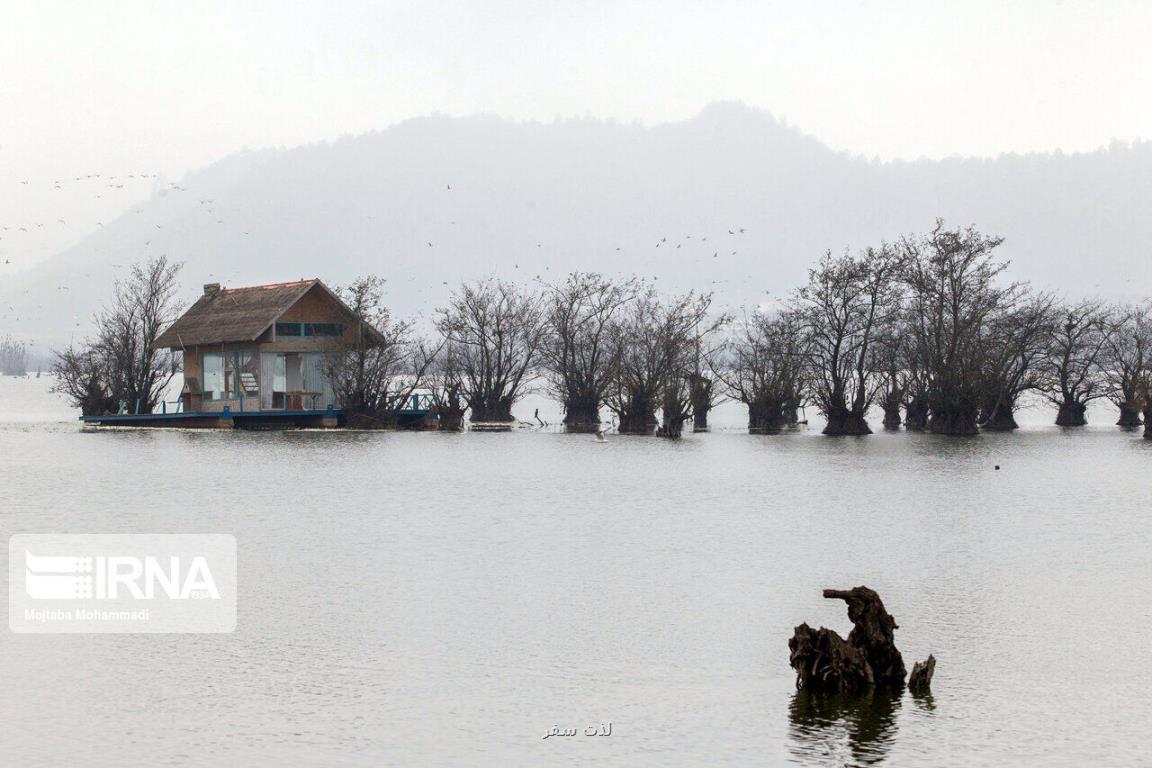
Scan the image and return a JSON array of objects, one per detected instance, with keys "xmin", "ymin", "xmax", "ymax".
[{"xmin": 156, "ymin": 279, "xmax": 368, "ymax": 348}]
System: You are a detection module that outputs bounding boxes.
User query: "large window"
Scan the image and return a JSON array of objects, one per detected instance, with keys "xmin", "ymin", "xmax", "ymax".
[
  {"xmin": 275, "ymin": 322, "xmax": 343, "ymax": 338},
  {"xmin": 202, "ymin": 350, "xmax": 258, "ymax": 400}
]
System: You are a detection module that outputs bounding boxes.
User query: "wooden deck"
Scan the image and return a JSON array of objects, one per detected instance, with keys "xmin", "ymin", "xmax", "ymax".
[
  {"xmin": 81, "ymin": 408, "xmax": 344, "ymax": 429},
  {"xmin": 81, "ymin": 403, "xmax": 437, "ymax": 429}
]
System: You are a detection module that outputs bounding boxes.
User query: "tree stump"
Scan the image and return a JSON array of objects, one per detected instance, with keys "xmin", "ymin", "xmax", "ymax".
[
  {"xmin": 908, "ymin": 654, "xmax": 936, "ymax": 694},
  {"xmin": 822, "ymin": 587, "xmax": 906, "ymax": 685},
  {"xmin": 790, "ymin": 587, "xmax": 927, "ymax": 692},
  {"xmin": 789, "ymin": 623, "xmax": 874, "ymax": 691}
]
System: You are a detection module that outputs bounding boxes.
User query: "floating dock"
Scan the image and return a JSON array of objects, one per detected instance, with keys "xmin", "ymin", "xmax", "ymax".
[{"xmin": 80, "ymin": 401, "xmax": 440, "ymax": 429}]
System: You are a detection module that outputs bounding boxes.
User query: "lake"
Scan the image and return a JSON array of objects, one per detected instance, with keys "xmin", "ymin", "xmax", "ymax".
[{"xmin": 1, "ymin": 374, "xmax": 1149, "ymax": 767}]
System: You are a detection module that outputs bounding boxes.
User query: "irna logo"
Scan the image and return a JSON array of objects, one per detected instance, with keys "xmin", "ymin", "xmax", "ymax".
[
  {"xmin": 10, "ymin": 534, "xmax": 237, "ymax": 634},
  {"xmin": 25, "ymin": 552, "xmax": 220, "ymax": 600}
]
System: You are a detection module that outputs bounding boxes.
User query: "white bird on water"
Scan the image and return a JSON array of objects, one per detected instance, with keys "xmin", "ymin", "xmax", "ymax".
[{"xmin": 594, "ymin": 428, "xmax": 607, "ymax": 443}]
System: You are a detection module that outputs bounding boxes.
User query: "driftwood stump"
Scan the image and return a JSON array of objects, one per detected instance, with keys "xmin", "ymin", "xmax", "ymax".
[
  {"xmin": 823, "ymin": 587, "xmax": 906, "ymax": 685},
  {"xmin": 790, "ymin": 586, "xmax": 927, "ymax": 692},
  {"xmin": 908, "ymin": 654, "xmax": 936, "ymax": 694},
  {"xmin": 788, "ymin": 623, "xmax": 874, "ymax": 692}
]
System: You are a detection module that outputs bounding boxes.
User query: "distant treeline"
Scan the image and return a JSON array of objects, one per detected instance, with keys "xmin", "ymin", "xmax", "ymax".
[
  {"xmin": 50, "ymin": 222, "xmax": 1152, "ymax": 438},
  {"xmin": 332, "ymin": 221, "xmax": 1151, "ymax": 438},
  {"xmin": 1, "ymin": 336, "xmax": 29, "ymax": 377}
]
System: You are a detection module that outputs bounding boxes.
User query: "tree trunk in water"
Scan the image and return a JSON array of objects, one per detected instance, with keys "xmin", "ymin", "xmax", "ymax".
[
  {"xmin": 822, "ymin": 407, "xmax": 872, "ymax": 436},
  {"xmin": 904, "ymin": 397, "xmax": 928, "ymax": 431},
  {"xmin": 789, "ymin": 587, "xmax": 909, "ymax": 691},
  {"xmin": 881, "ymin": 395, "xmax": 901, "ymax": 430},
  {"xmin": 980, "ymin": 408, "xmax": 1018, "ymax": 431},
  {"xmin": 927, "ymin": 408, "xmax": 979, "ymax": 436},
  {"xmin": 1055, "ymin": 399, "xmax": 1087, "ymax": 427},
  {"xmin": 563, "ymin": 394, "xmax": 601, "ymax": 433},
  {"xmin": 748, "ymin": 399, "xmax": 790, "ymax": 434},
  {"xmin": 1144, "ymin": 402, "xmax": 1152, "ymax": 439},
  {"xmin": 786, "ymin": 398, "xmax": 801, "ymax": 425},
  {"xmin": 1116, "ymin": 402, "xmax": 1143, "ymax": 428},
  {"xmin": 690, "ymin": 376, "xmax": 712, "ymax": 432},
  {"xmin": 469, "ymin": 394, "xmax": 514, "ymax": 423},
  {"xmin": 658, "ymin": 411, "xmax": 685, "ymax": 438},
  {"xmin": 438, "ymin": 409, "xmax": 465, "ymax": 431},
  {"xmin": 617, "ymin": 389, "xmax": 657, "ymax": 434}
]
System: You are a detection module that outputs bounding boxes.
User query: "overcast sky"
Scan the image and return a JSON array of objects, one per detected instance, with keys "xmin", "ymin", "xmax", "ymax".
[{"xmin": 4, "ymin": 0, "xmax": 1152, "ymax": 266}]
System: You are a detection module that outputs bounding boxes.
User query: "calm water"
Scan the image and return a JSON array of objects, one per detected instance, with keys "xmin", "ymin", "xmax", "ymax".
[{"xmin": 1, "ymin": 375, "xmax": 1150, "ymax": 767}]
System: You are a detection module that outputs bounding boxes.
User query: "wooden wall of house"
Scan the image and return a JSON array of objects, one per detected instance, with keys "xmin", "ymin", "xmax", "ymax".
[{"xmin": 260, "ymin": 286, "xmax": 354, "ymax": 353}]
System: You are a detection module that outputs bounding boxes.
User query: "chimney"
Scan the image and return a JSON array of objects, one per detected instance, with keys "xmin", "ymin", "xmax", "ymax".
[{"xmin": 203, "ymin": 282, "xmax": 221, "ymax": 297}]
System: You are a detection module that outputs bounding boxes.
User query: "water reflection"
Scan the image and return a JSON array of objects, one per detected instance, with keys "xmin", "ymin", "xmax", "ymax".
[{"xmin": 787, "ymin": 687, "xmax": 902, "ymax": 767}]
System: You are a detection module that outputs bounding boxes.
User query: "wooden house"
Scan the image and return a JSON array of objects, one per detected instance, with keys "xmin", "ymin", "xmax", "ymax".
[{"xmin": 153, "ymin": 279, "xmax": 379, "ymax": 418}]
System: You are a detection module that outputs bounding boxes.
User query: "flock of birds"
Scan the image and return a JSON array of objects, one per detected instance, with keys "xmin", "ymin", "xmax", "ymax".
[{"xmin": 1, "ymin": 171, "xmax": 769, "ymax": 335}]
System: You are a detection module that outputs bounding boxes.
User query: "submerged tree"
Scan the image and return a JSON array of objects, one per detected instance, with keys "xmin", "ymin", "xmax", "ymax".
[
  {"xmin": 437, "ymin": 279, "xmax": 546, "ymax": 423},
  {"xmin": 604, "ymin": 288, "xmax": 717, "ymax": 436},
  {"xmin": 325, "ymin": 276, "xmax": 441, "ymax": 428},
  {"xmin": 902, "ymin": 223, "xmax": 1020, "ymax": 435},
  {"xmin": 1039, "ymin": 300, "xmax": 1110, "ymax": 426},
  {"xmin": 1101, "ymin": 302, "xmax": 1151, "ymax": 427},
  {"xmin": 716, "ymin": 309, "xmax": 808, "ymax": 433},
  {"xmin": 654, "ymin": 294, "xmax": 727, "ymax": 439},
  {"xmin": 50, "ymin": 345, "xmax": 117, "ymax": 416},
  {"xmin": 977, "ymin": 293, "xmax": 1055, "ymax": 431},
  {"xmin": 542, "ymin": 272, "xmax": 639, "ymax": 432},
  {"xmin": 870, "ymin": 321, "xmax": 913, "ymax": 430},
  {"xmin": 797, "ymin": 245, "xmax": 903, "ymax": 435},
  {"xmin": 52, "ymin": 256, "xmax": 182, "ymax": 415}
]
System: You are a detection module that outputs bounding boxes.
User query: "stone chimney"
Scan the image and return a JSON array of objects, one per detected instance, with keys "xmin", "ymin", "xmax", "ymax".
[{"xmin": 203, "ymin": 282, "xmax": 221, "ymax": 297}]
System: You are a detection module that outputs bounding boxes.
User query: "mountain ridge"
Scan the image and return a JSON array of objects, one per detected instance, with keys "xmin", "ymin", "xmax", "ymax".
[{"xmin": 4, "ymin": 102, "xmax": 1151, "ymax": 346}]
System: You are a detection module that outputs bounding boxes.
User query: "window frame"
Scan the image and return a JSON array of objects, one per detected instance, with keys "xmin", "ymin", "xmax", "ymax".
[{"xmin": 201, "ymin": 349, "xmax": 258, "ymax": 401}]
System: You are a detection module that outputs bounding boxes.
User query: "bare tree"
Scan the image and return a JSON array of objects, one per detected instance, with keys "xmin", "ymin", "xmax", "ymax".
[
  {"xmin": 325, "ymin": 276, "xmax": 441, "ymax": 428},
  {"xmin": 655, "ymin": 294, "xmax": 728, "ymax": 439},
  {"xmin": 715, "ymin": 309, "xmax": 808, "ymax": 433},
  {"xmin": 688, "ymin": 333, "xmax": 727, "ymax": 433},
  {"xmin": 1039, "ymin": 299, "xmax": 1110, "ymax": 426},
  {"xmin": 901, "ymin": 222, "xmax": 1021, "ymax": 435},
  {"xmin": 977, "ymin": 292, "xmax": 1056, "ymax": 431},
  {"xmin": 49, "ymin": 345, "xmax": 116, "ymax": 416},
  {"xmin": 542, "ymin": 272, "xmax": 639, "ymax": 432},
  {"xmin": 437, "ymin": 279, "xmax": 546, "ymax": 423},
  {"xmin": 797, "ymin": 245, "xmax": 903, "ymax": 435},
  {"xmin": 52, "ymin": 256, "xmax": 182, "ymax": 415},
  {"xmin": 604, "ymin": 288, "xmax": 718, "ymax": 436},
  {"xmin": 870, "ymin": 320, "xmax": 912, "ymax": 429},
  {"xmin": 1101, "ymin": 302, "xmax": 1152, "ymax": 427}
]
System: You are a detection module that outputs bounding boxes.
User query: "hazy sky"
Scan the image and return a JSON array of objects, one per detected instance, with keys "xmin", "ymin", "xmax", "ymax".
[{"xmin": 4, "ymin": 0, "xmax": 1152, "ymax": 266}]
